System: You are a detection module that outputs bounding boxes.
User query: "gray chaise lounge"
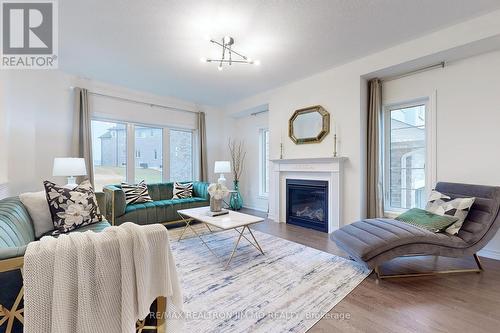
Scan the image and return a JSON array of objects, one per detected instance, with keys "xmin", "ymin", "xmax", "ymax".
[{"xmin": 331, "ymin": 182, "xmax": 500, "ymax": 278}]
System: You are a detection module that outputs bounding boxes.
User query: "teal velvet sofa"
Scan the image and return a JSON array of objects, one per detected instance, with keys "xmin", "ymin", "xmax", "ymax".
[
  {"xmin": 103, "ymin": 181, "xmax": 210, "ymax": 226},
  {"xmin": 0, "ymin": 193, "xmax": 168, "ymax": 333},
  {"xmin": 0, "ymin": 193, "xmax": 110, "ymax": 333}
]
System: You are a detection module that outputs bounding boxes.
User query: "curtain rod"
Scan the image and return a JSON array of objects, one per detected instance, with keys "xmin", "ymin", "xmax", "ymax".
[
  {"xmin": 70, "ymin": 87, "xmax": 199, "ymax": 114},
  {"xmin": 381, "ymin": 61, "xmax": 445, "ymax": 82},
  {"xmin": 250, "ymin": 110, "xmax": 269, "ymax": 116}
]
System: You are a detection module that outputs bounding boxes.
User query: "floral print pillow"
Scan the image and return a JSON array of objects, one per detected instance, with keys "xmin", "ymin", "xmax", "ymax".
[{"xmin": 43, "ymin": 180, "xmax": 102, "ymax": 235}]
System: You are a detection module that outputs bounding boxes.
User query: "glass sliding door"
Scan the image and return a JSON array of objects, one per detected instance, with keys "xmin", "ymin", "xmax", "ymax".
[
  {"xmin": 135, "ymin": 126, "xmax": 163, "ymax": 183},
  {"xmin": 91, "ymin": 120, "xmax": 127, "ymax": 191}
]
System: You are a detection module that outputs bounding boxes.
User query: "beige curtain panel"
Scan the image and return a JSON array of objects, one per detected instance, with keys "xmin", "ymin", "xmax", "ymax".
[
  {"xmin": 72, "ymin": 87, "xmax": 94, "ymax": 186},
  {"xmin": 198, "ymin": 111, "xmax": 208, "ymax": 182},
  {"xmin": 367, "ymin": 79, "xmax": 384, "ymax": 218}
]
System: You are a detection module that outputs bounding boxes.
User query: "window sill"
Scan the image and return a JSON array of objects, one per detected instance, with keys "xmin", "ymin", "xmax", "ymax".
[{"xmin": 384, "ymin": 210, "xmax": 405, "ymax": 219}]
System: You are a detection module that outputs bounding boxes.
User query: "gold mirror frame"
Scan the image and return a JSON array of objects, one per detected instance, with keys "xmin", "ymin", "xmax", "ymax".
[{"xmin": 289, "ymin": 105, "xmax": 330, "ymax": 144}]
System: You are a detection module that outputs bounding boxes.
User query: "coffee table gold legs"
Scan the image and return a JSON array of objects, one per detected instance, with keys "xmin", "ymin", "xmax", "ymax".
[
  {"xmin": 246, "ymin": 227, "xmax": 265, "ymax": 255},
  {"xmin": 225, "ymin": 226, "xmax": 246, "ymax": 270},
  {"xmin": 177, "ymin": 216, "xmax": 191, "ymax": 241},
  {"xmin": 177, "ymin": 215, "xmax": 265, "ymax": 269},
  {"xmin": 224, "ymin": 226, "xmax": 265, "ymax": 269},
  {"xmin": 178, "ymin": 215, "xmax": 214, "ymax": 242}
]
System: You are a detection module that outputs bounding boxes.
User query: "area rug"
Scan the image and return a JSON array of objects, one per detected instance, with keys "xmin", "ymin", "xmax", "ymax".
[{"xmin": 168, "ymin": 227, "xmax": 370, "ymax": 333}]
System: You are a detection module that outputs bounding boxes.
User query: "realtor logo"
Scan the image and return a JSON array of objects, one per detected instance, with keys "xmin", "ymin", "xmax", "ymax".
[{"xmin": 1, "ymin": 0, "xmax": 58, "ymax": 69}]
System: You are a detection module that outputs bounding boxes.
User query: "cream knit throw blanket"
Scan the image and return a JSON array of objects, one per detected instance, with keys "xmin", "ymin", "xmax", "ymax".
[{"xmin": 23, "ymin": 222, "xmax": 184, "ymax": 333}]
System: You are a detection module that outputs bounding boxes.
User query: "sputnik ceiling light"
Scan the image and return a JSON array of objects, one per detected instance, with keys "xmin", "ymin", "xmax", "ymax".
[{"xmin": 200, "ymin": 36, "xmax": 260, "ymax": 71}]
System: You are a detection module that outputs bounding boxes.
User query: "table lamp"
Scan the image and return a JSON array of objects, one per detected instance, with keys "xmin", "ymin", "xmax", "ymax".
[
  {"xmin": 53, "ymin": 157, "xmax": 87, "ymax": 188},
  {"xmin": 214, "ymin": 161, "xmax": 231, "ymax": 185}
]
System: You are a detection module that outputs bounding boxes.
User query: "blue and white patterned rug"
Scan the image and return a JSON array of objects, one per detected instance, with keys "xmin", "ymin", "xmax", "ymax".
[{"xmin": 169, "ymin": 226, "xmax": 370, "ymax": 333}]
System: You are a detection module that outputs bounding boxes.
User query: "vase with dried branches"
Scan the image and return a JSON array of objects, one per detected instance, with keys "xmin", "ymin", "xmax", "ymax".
[{"xmin": 228, "ymin": 138, "xmax": 246, "ymax": 210}]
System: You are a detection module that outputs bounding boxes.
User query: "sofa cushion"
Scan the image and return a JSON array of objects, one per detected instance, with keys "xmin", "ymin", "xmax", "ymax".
[
  {"xmin": 41, "ymin": 221, "xmax": 111, "ymax": 238},
  {"xmin": 146, "ymin": 183, "xmax": 173, "ymax": 201},
  {"xmin": 331, "ymin": 218, "xmax": 468, "ymax": 262},
  {"xmin": 172, "ymin": 197, "xmax": 207, "ymax": 205},
  {"xmin": 19, "ymin": 191, "xmax": 54, "ymax": 238},
  {"xmin": 125, "ymin": 197, "xmax": 207, "ymax": 213},
  {"xmin": 117, "ymin": 197, "xmax": 208, "ymax": 225}
]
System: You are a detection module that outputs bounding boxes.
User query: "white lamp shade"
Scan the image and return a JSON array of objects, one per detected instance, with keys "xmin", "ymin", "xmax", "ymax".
[
  {"xmin": 53, "ymin": 158, "xmax": 87, "ymax": 176},
  {"xmin": 214, "ymin": 161, "xmax": 231, "ymax": 173}
]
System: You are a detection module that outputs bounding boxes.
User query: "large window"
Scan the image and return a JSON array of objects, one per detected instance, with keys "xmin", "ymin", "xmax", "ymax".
[
  {"xmin": 91, "ymin": 120, "xmax": 127, "ymax": 191},
  {"xmin": 170, "ymin": 129, "xmax": 193, "ymax": 181},
  {"xmin": 91, "ymin": 120, "xmax": 195, "ymax": 190},
  {"xmin": 384, "ymin": 102, "xmax": 427, "ymax": 211},
  {"xmin": 135, "ymin": 126, "xmax": 162, "ymax": 183},
  {"xmin": 259, "ymin": 129, "xmax": 270, "ymax": 196}
]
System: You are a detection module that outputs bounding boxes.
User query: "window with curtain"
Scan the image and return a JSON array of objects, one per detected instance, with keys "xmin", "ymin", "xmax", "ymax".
[
  {"xmin": 135, "ymin": 126, "xmax": 162, "ymax": 183},
  {"xmin": 91, "ymin": 120, "xmax": 127, "ymax": 191},
  {"xmin": 384, "ymin": 103, "xmax": 427, "ymax": 211},
  {"xmin": 169, "ymin": 129, "xmax": 193, "ymax": 182},
  {"xmin": 259, "ymin": 128, "xmax": 270, "ymax": 196}
]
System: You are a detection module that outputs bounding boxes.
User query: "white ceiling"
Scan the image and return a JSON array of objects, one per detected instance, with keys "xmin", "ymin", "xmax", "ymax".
[{"xmin": 60, "ymin": 0, "xmax": 500, "ymax": 106}]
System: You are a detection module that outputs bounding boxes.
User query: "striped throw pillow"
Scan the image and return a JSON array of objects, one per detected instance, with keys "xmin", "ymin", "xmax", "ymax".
[
  {"xmin": 121, "ymin": 180, "xmax": 153, "ymax": 205},
  {"xmin": 173, "ymin": 182, "xmax": 193, "ymax": 199}
]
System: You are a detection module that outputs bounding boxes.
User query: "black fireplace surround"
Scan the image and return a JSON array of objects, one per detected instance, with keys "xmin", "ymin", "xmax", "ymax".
[{"xmin": 286, "ymin": 179, "xmax": 328, "ymax": 232}]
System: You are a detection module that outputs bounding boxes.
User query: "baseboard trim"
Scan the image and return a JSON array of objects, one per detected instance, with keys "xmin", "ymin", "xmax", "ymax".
[
  {"xmin": 242, "ymin": 205, "xmax": 268, "ymax": 213},
  {"xmin": 478, "ymin": 248, "xmax": 500, "ymax": 261}
]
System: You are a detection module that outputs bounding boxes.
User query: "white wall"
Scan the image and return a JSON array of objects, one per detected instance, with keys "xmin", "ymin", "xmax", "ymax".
[
  {"xmin": 224, "ymin": 9, "xmax": 500, "ymax": 258},
  {"xmin": 0, "ymin": 70, "xmax": 224, "ymax": 196},
  {"xmin": 226, "ymin": 65, "xmax": 364, "ymax": 225},
  {"xmin": 383, "ymin": 50, "xmax": 500, "ymax": 259},
  {"xmin": 225, "ymin": 111, "xmax": 269, "ymax": 212}
]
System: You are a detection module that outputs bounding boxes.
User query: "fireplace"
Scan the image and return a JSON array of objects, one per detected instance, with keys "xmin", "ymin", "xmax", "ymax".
[{"xmin": 286, "ymin": 179, "xmax": 328, "ymax": 232}]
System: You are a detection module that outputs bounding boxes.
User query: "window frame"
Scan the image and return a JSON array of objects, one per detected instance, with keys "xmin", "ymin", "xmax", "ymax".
[
  {"xmin": 90, "ymin": 119, "xmax": 129, "ymax": 191},
  {"xmin": 382, "ymin": 96, "xmax": 436, "ymax": 216},
  {"xmin": 91, "ymin": 117, "xmax": 197, "ymax": 187},
  {"xmin": 134, "ymin": 124, "xmax": 163, "ymax": 184},
  {"xmin": 259, "ymin": 128, "xmax": 270, "ymax": 198},
  {"xmin": 168, "ymin": 128, "xmax": 196, "ymax": 182}
]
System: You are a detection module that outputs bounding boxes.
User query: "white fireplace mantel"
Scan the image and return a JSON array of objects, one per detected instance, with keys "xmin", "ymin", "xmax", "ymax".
[{"xmin": 268, "ymin": 156, "xmax": 346, "ymax": 233}]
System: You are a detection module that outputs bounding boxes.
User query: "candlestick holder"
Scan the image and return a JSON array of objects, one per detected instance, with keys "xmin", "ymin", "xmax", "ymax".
[
  {"xmin": 280, "ymin": 143, "xmax": 284, "ymax": 159},
  {"xmin": 333, "ymin": 134, "xmax": 337, "ymax": 157}
]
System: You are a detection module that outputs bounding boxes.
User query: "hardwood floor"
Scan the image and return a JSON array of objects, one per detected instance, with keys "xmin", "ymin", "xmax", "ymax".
[{"xmin": 242, "ymin": 208, "xmax": 500, "ymax": 333}]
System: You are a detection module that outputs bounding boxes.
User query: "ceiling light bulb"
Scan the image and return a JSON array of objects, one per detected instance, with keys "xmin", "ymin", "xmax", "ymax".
[
  {"xmin": 200, "ymin": 57, "xmax": 207, "ymax": 63},
  {"xmin": 218, "ymin": 65, "xmax": 223, "ymax": 71},
  {"xmin": 254, "ymin": 60, "xmax": 261, "ymax": 66},
  {"xmin": 223, "ymin": 36, "xmax": 234, "ymax": 45}
]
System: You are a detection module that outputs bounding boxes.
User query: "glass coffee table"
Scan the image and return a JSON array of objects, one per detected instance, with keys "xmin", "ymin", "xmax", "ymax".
[{"xmin": 177, "ymin": 206, "xmax": 265, "ymax": 269}]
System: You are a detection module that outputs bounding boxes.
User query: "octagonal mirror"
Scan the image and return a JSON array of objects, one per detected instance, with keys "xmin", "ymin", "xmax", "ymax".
[{"xmin": 289, "ymin": 105, "xmax": 330, "ymax": 144}]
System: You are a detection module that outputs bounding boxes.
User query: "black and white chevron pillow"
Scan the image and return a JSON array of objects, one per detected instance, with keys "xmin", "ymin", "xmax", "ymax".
[
  {"xmin": 121, "ymin": 180, "xmax": 153, "ymax": 205},
  {"xmin": 173, "ymin": 182, "xmax": 193, "ymax": 199}
]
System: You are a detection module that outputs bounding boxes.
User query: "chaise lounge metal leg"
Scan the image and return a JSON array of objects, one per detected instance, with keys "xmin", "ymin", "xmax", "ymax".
[{"xmin": 375, "ymin": 253, "xmax": 484, "ymax": 279}]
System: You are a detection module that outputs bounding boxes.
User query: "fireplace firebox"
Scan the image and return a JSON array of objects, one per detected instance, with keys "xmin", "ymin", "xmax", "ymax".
[{"xmin": 286, "ymin": 179, "xmax": 328, "ymax": 232}]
